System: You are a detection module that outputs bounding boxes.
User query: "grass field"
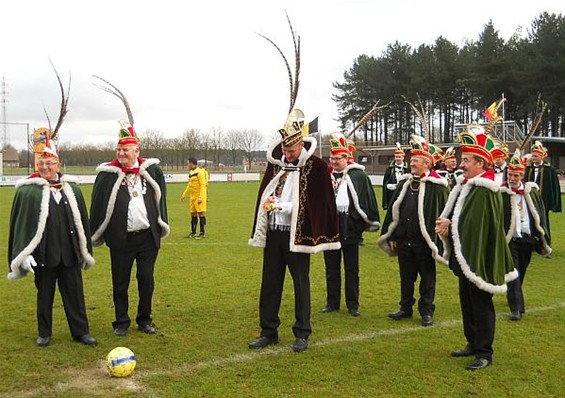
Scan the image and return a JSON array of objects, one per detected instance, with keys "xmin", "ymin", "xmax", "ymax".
[{"xmin": 0, "ymin": 181, "xmax": 563, "ymax": 398}]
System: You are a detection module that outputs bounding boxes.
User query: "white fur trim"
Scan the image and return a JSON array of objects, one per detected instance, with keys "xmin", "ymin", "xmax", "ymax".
[
  {"xmin": 60, "ymin": 177, "xmax": 95, "ymax": 269},
  {"xmin": 266, "ymin": 137, "xmax": 317, "ymax": 168},
  {"xmin": 343, "ymin": 173, "xmax": 380, "ymax": 232},
  {"xmin": 8, "ymin": 180, "xmax": 51, "ymax": 280},
  {"xmin": 446, "ymin": 181, "xmax": 517, "ymax": 294},
  {"xmin": 92, "ymin": 159, "xmax": 169, "ymax": 245},
  {"xmin": 91, "ymin": 169, "xmax": 124, "ymax": 246},
  {"xmin": 377, "ymin": 179, "xmax": 409, "ymax": 255},
  {"xmin": 499, "ymin": 186, "xmax": 517, "ymax": 243},
  {"xmin": 523, "ymin": 182, "xmax": 552, "ymax": 257}
]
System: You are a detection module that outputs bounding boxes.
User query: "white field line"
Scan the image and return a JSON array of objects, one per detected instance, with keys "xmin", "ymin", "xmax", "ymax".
[
  {"xmin": 143, "ymin": 301, "xmax": 565, "ymax": 377},
  {"xmin": 4, "ymin": 301, "xmax": 564, "ymax": 398}
]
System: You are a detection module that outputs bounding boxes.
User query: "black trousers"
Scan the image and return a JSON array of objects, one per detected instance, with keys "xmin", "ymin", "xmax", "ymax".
[
  {"xmin": 259, "ymin": 229, "xmax": 311, "ymax": 339},
  {"xmin": 396, "ymin": 242, "xmax": 436, "ymax": 316},
  {"xmin": 458, "ymin": 276, "xmax": 495, "ymax": 361},
  {"xmin": 323, "ymin": 243, "xmax": 360, "ymax": 310},
  {"xmin": 109, "ymin": 229, "xmax": 158, "ymax": 329},
  {"xmin": 34, "ymin": 263, "xmax": 89, "ymax": 338},
  {"xmin": 506, "ymin": 237, "xmax": 534, "ymax": 313}
]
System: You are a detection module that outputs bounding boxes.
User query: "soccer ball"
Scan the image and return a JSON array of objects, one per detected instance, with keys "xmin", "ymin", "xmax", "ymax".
[{"xmin": 106, "ymin": 347, "xmax": 136, "ymax": 377}]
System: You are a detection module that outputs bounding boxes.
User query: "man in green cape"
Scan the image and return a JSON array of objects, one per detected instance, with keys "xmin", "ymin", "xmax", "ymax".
[{"xmin": 436, "ymin": 126, "xmax": 517, "ymax": 370}]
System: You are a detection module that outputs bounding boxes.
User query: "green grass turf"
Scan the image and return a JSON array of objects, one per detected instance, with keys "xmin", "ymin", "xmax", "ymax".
[{"xmin": 0, "ymin": 182, "xmax": 563, "ymax": 397}]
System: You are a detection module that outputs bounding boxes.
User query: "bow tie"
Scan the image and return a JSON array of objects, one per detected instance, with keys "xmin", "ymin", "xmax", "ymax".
[
  {"xmin": 333, "ymin": 172, "xmax": 343, "ymax": 179},
  {"xmin": 512, "ymin": 187, "xmax": 525, "ymax": 195},
  {"xmin": 122, "ymin": 166, "xmax": 140, "ymax": 174},
  {"xmin": 494, "ymin": 167, "xmax": 502, "ymax": 173}
]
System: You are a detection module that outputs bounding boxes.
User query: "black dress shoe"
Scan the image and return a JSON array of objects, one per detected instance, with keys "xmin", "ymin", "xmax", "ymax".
[
  {"xmin": 466, "ymin": 358, "xmax": 492, "ymax": 370},
  {"xmin": 36, "ymin": 336, "xmax": 51, "ymax": 347},
  {"xmin": 349, "ymin": 308, "xmax": 361, "ymax": 317},
  {"xmin": 451, "ymin": 345, "xmax": 476, "ymax": 357},
  {"xmin": 292, "ymin": 338, "xmax": 308, "ymax": 352},
  {"xmin": 74, "ymin": 334, "xmax": 98, "ymax": 346},
  {"xmin": 138, "ymin": 324, "xmax": 156, "ymax": 334},
  {"xmin": 248, "ymin": 336, "xmax": 278, "ymax": 349},
  {"xmin": 321, "ymin": 305, "xmax": 339, "ymax": 313},
  {"xmin": 509, "ymin": 311, "xmax": 522, "ymax": 321},
  {"xmin": 114, "ymin": 328, "xmax": 127, "ymax": 337},
  {"xmin": 421, "ymin": 315, "xmax": 433, "ymax": 327},
  {"xmin": 387, "ymin": 309, "xmax": 412, "ymax": 320}
]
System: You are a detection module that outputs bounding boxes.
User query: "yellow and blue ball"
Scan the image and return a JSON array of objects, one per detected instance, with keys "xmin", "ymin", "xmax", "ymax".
[{"xmin": 106, "ymin": 347, "xmax": 136, "ymax": 377}]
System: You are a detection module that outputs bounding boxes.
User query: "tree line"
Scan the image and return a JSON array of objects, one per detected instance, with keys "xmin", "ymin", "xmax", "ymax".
[
  {"xmin": 333, "ymin": 12, "xmax": 565, "ymax": 146},
  {"xmin": 16, "ymin": 128, "xmax": 266, "ymax": 170}
]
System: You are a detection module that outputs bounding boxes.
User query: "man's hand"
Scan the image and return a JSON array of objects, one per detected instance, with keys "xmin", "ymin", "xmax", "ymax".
[
  {"xmin": 435, "ymin": 218, "xmax": 451, "ymax": 238},
  {"xmin": 21, "ymin": 255, "xmax": 37, "ymax": 274},
  {"xmin": 386, "ymin": 183, "xmax": 397, "ymax": 191},
  {"xmin": 180, "ymin": 196, "xmax": 185, "ymax": 202},
  {"xmin": 388, "ymin": 241, "xmax": 397, "ymax": 252},
  {"xmin": 262, "ymin": 196, "xmax": 278, "ymax": 212},
  {"xmin": 197, "ymin": 199, "xmax": 202, "ymax": 204}
]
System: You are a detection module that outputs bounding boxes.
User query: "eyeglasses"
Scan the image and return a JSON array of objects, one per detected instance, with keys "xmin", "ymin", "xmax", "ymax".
[
  {"xmin": 330, "ymin": 156, "xmax": 346, "ymax": 161},
  {"xmin": 37, "ymin": 161, "xmax": 59, "ymax": 166}
]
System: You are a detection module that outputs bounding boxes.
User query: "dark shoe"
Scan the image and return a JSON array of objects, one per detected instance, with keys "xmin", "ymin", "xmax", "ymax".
[
  {"xmin": 194, "ymin": 233, "xmax": 206, "ymax": 240},
  {"xmin": 349, "ymin": 308, "xmax": 361, "ymax": 317},
  {"xmin": 248, "ymin": 336, "xmax": 278, "ymax": 349},
  {"xmin": 466, "ymin": 358, "xmax": 492, "ymax": 371},
  {"xmin": 114, "ymin": 327, "xmax": 127, "ymax": 337},
  {"xmin": 187, "ymin": 233, "xmax": 197, "ymax": 238},
  {"xmin": 387, "ymin": 309, "xmax": 412, "ymax": 320},
  {"xmin": 292, "ymin": 338, "xmax": 308, "ymax": 352},
  {"xmin": 451, "ymin": 345, "xmax": 476, "ymax": 357},
  {"xmin": 321, "ymin": 305, "xmax": 339, "ymax": 313},
  {"xmin": 509, "ymin": 311, "xmax": 522, "ymax": 321},
  {"xmin": 421, "ymin": 315, "xmax": 433, "ymax": 327},
  {"xmin": 36, "ymin": 336, "xmax": 51, "ymax": 347},
  {"xmin": 138, "ymin": 324, "xmax": 156, "ymax": 334},
  {"xmin": 74, "ymin": 334, "xmax": 98, "ymax": 346}
]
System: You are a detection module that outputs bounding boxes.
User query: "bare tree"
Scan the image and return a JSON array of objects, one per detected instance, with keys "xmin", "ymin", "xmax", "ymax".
[
  {"xmin": 239, "ymin": 129, "xmax": 264, "ymax": 168},
  {"xmin": 140, "ymin": 129, "xmax": 166, "ymax": 151},
  {"xmin": 209, "ymin": 126, "xmax": 223, "ymax": 169},
  {"xmin": 225, "ymin": 129, "xmax": 243, "ymax": 166}
]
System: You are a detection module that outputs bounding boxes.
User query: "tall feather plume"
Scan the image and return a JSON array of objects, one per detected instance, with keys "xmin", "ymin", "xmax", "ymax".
[
  {"xmin": 92, "ymin": 75, "xmax": 135, "ymax": 127},
  {"xmin": 48, "ymin": 58, "xmax": 71, "ymax": 140},
  {"xmin": 520, "ymin": 97, "xmax": 547, "ymax": 152},
  {"xmin": 257, "ymin": 12, "xmax": 301, "ymax": 115},
  {"xmin": 346, "ymin": 100, "xmax": 389, "ymax": 138},
  {"xmin": 404, "ymin": 95, "xmax": 430, "ymax": 140}
]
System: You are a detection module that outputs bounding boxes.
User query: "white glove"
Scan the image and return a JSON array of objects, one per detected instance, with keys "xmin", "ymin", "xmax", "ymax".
[
  {"xmin": 21, "ymin": 255, "xmax": 37, "ymax": 274},
  {"xmin": 386, "ymin": 183, "xmax": 397, "ymax": 191}
]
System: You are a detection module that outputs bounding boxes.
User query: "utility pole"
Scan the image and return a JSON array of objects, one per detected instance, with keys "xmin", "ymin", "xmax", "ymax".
[{"xmin": 1, "ymin": 77, "xmax": 8, "ymax": 148}]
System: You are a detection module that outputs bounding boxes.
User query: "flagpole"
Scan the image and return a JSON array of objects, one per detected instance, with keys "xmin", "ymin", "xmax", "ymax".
[
  {"xmin": 318, "ymin": 114, "xmax": 322, "ymax": 159},
  {"xmin": 501, "ymin": 93, "xmax": 506, "ymax": 141}
]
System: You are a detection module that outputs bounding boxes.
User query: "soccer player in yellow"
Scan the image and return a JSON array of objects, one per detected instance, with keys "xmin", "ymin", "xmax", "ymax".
[{"xmin": 181, "ymin": 158, "xmax": 208, "ymax": 238}]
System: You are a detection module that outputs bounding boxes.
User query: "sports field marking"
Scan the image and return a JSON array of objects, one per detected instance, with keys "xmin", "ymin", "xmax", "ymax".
[
  {"xmin": 144, "ymin": 301, "xmax": 565, "ymax": 377},
  {"xmin": 5, "ymin": 302, "xmax": 563, "ymax": 398}
]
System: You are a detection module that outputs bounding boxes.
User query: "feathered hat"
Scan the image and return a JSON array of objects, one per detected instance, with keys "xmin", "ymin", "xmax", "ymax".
[
  {"xmin": 329, "ymin": 132, "xmax": 350, "ymax": 158},
  {"xmin": 394, "ymin": 142, "xmax": 405, "ymax": 156},
  {"xmin": 491, "ymin": 138, "xmax": 509, "ymax": 160},
  {"xmin": 430, "ymin": 145, "xmax": 444, "ymax": 165},
  {"xmin": 409, "ymin": 135, "xmax": 435, "ymax": 164},
  {"xmin": 457, "ymin": 124, "xmax": 496, "ymax": 165},
  {"xmin": 508, "ymin": 148, "xmax": 527, "ymax": 173},
  {"xmin": 92, "ymin": 75, "xmax": 140, "ymax": 146},
  {"xmin": 258, "ymin": 13, "xmax": 304, "ymax": 147},
  {"xmin": 347, "ymin": 138, "xmax": 356, "ymax": 162},
  {"xmin": 531, "ymin": 140, "xmax": 548, "ymax": 158},
  {"xmin": 34, "ymin": 60, "xmax": 70, "ymax": 161},
  {"xmin": 443, "ymin": 146, "xmax": 456, "ymax": 161}
]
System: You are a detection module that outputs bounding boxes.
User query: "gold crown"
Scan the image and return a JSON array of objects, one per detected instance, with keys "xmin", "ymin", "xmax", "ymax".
[{"xmin": 278, "ymin": 108, "xmax": 305, "ymax": 147}]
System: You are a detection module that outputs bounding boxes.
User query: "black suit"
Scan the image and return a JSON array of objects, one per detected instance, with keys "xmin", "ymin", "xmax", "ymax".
[
  {"xmin": 33, "ymin": 192, "xmax": 90, "ymax": 338},
  {"xmin": 106, "ymin": 183, "xmax": 160, "ymax": 330}
]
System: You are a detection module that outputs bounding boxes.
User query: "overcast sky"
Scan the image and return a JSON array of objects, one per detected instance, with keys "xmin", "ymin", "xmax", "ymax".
[{"xmin": 1, "ymin": 0, "xmax": 563, "ymax": 150}]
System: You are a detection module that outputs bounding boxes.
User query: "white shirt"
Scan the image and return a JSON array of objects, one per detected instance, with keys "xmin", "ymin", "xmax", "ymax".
[
  {"xmin": 126, "ymin": 161, "xmax": 150, "ymax": 232},
  {"xmin": 513, "ymin": 183, "xmax": 531, "ymax": 238}
]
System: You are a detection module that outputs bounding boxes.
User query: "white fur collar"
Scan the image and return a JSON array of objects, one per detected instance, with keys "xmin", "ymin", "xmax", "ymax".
[{"xmin": 266, "ymin": 137, "xmax": 317, "ymax": 168}]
